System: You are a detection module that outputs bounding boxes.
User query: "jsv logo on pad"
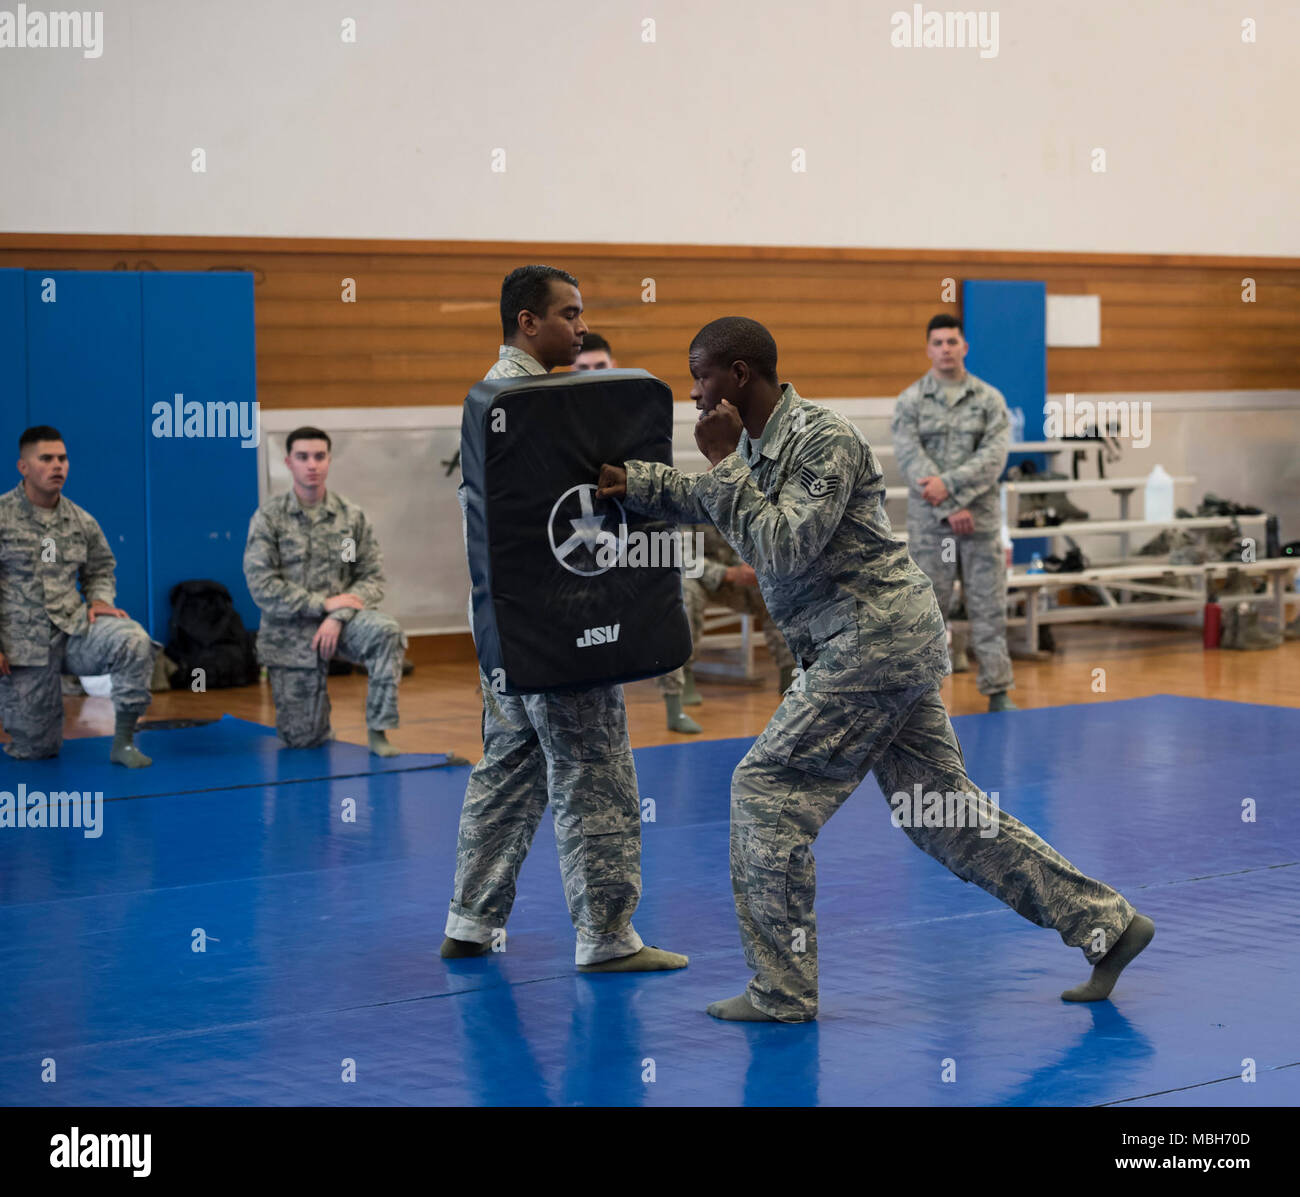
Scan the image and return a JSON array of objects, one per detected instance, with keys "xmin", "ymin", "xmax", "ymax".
[{"xmin": 576, "ymin": 624, "xmax": 620, "ymax": 648}]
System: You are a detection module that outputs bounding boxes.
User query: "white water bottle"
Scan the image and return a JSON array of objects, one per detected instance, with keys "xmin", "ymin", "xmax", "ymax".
[{"xmin": 1144, "ymin": 464, "xmax": 1174, "ymax": 523}]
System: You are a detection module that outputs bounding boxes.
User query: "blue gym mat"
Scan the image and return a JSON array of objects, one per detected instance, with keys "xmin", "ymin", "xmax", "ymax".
[
  {"xmin": 1, "ymin": 713, "xmax": 451, "ymax": 806},
  {"xmin": 0, "ymin": 696, "xmax": 1295, "ymax": 1106}
]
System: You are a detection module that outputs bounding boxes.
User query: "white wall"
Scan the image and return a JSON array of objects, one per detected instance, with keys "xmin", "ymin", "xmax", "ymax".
[
  {"xmin": 866, "ymin": 392, "xmax": 1300, "ymax": 566},
  {"xmin": 2, "ymin": 0, "xmax": 1296, "ymax": 254},
  {"xmin": 262, "ymin": 391, "xmax": 1300, "ymax": 633}
]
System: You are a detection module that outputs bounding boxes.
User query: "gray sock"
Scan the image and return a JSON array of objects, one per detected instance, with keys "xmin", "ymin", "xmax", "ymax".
[
  {"xmin": 681, "ymin": 667, "xmax": 703, "ymax": 706},
  {"xmin": 707, "ymin": 993, "xmax": 782, "ymax": 1022},
  {"xmin": 665, "ymin": 695, "xmax": 702, "ymax": 734},
  {"xmin": 110, "ymin": 713, "xmax": 152, "ymax": 768},
  {"xmin": 578, "ymin": 946, "xmax": 688, "ymax": 973},
  {"xmin": 368, "ymin": 729, "xmax": 400, "ymax": 757}
]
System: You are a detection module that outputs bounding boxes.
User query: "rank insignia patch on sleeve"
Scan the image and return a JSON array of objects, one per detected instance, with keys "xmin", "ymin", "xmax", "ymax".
[{"xmin": 798, "ymin": 466, "xmax": 839, "ymax": 499}]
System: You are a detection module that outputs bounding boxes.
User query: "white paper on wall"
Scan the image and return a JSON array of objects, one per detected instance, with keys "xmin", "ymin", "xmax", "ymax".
[{"xmin": 1046, "ymin": 295, "xmax": 1102, "ymax": 347}]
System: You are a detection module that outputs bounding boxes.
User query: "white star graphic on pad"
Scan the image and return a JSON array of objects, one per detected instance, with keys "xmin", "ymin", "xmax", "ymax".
[{"xmin": 555, "ymin": 486, "xmax": 612, "ymax": 556}]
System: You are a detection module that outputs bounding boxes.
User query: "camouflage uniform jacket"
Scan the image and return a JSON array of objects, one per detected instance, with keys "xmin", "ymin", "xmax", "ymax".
[
  {"xmin": 892, "ymin": 370, "xmax": 1010, "ymax": 535},
  {"xmin": 0, "ymin": 483, "xmax": 117, "ymax": 666},
  {"xmin": 685, "ymin": 523, "xmax": 748, "ymax": 593},
  {"xmin": 485, "ymin": 344, "xmax": 547, "ymax": 381},
  {"xmin": 624, "ymin": 385, "xmax": 949, "ymax": 692},
  {"xmin": 243, "ymin": 488, "xmax": 386, "ymax": 667}
]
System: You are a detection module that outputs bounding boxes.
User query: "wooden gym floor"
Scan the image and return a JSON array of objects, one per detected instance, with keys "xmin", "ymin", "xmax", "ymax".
[{"xmin": 21, "ymin": 623, "xmax": 1300, "ymax": 762}]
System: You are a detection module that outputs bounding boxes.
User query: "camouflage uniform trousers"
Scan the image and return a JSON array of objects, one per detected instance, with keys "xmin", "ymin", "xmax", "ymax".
[
  {"xmin": 731, "ymin": 683, "xmax": 1136, "ymax": 1021},
  {"xmin": 445, "ymin": 670, "xmax": 645, "ymax": 965},
  {"xmin": 0, "ymin": 617, "xmax": 155, "ymax": 759},
  {"xmin": 909, "ymin": 529, "xmax": 1014, "ymax": 696},
  {"xmin": 658, "ymin": 576, "xmax": 795, "ymax": 695},
  {"xmin": 265, "ymin": 610, "xmax": 406, "ymax": 748}
]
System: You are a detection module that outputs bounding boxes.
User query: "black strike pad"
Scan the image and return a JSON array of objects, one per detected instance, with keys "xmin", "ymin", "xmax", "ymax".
[{"xmin": 461, "ymin": 368, "xmax": 692, "ymax": 694}]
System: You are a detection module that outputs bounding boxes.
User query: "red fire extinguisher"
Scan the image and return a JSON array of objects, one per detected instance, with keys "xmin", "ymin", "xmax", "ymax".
[{"xmin": 1203, "ymin": 601, "xmax": 1221, "ymax": 649}]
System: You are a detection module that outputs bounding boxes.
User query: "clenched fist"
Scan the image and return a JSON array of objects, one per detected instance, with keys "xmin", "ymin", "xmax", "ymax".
[
  {"xmin": 695, "ymin": 400, "xmax": 744, "ymax": 466},
  {"xmin": 597, "ymin": 463, "xmax": 628, "ymax": 499}
]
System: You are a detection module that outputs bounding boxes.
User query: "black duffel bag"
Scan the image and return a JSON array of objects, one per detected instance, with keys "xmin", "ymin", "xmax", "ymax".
[{"xmin": 165, "ymin": 578, "xmax": 259, "ymax": 689}]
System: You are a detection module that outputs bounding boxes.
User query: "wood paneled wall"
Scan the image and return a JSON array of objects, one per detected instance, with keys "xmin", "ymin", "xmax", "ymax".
[{"xmin": 3, "ymin": 235, "xmax": 1298, "ymax": 407}]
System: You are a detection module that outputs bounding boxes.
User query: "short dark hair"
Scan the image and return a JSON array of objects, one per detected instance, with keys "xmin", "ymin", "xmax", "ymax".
[
  {"xmin": 500, "ymin": 265, "xmax": 579, "ymax": 339},
  {"xmin": 286, "ymin": 426, "xmax": 331, "ymax": 453},
  {"xmin": 579, "ymin": 332, "xmax": 612, "ymax": 356},
  {"xmin": 926, "ymin": 313, "xmax": 964, "ymax": 337},
  {"xmin": 19, "ymin": 425, "xmax": 64, "ymax": 453},
  {"xmin": 688, "ymin": 316, "xmax": 778, "ymax": 383}
]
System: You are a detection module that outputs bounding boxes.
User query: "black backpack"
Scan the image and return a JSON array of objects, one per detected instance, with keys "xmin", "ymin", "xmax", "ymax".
[{"xmin": 165, "ymin": 579, "xmax": 259, "ymax": 689}]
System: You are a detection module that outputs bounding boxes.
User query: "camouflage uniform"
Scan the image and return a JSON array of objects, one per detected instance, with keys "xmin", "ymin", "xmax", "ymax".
[
  {"xmin": 0, "ymin": 484, "xmax": 155, "ymax": 758},
  {"xmin": 445, "ymin": 345, "xmax": 645, "ymax": 965},
  {"xmin": 892, "ymin": 371, "xmax": 1014, "ymax": 696},
  {"xmin": 658, "ymin": 524, "xmax": 794, "ymax": 695},
  {"xmin": 243, "ymin": 489, "xmax": 405, "ymax": 747},
  {"xmin": 624, "ymin": 384, "xmax": 1136, "ymax": 1020}
]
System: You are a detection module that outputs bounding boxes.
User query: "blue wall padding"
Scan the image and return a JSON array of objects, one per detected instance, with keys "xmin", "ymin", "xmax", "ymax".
[
  {"xmin": 141, "ymin": 272, "xmax": 259, "ymax": 634},
  {"xmin": 23, "ymin": 271, "xmax": 150, "ymax": 621},
  {"xmin": 0, "ymin": 268, "xmax": 29, "ymax": 633},
  {"xmin": 961, "ymin": 279, "xmax": 1047, "ymax": 438},
  {"xmin": 962, "ymin": 279, "xmax": 1048, "ymax": 564},
  {"xmin": 11, "ymin": 270, "xmax": 258, "ymax": 642},
  {"xmin": 0, "ymin": 270, "xmax": 26, "ymax": 427}
]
